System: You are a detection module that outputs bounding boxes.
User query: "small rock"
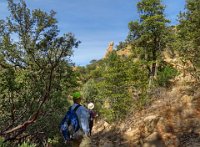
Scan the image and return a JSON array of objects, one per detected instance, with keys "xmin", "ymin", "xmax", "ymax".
[
  {"xmin": 144, "ymin": 115, "xmax": 159, "ymax": 122},
  {"xmin": 145, "ymin": 132, "xmax": 159, "ymax": 142}
]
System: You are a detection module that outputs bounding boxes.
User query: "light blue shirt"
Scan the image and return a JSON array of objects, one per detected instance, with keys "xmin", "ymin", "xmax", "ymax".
[{"xmin": 71, "ymin": 103, "xmax": 90, "ymax": 134}]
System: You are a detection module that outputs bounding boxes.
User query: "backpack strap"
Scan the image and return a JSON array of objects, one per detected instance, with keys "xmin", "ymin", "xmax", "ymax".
[
  {"xmin": 66, "ymin": 105, "xmax": 81, "ymax": 126},
  {"xmin": 72, "ymin": 104, "xmax": 81, "ymax": 132},
  {"xmin": 73, "ymin": 104, "xmax": 81, "ymax": 112}
]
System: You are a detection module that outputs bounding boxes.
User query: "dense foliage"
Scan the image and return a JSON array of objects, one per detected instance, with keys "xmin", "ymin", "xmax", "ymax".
[
  {"xmin": 0, "ymin": 0, "xmax": 79, "ymax": 146},
  {"xmin": 177, "ymin": 0, "xmax": 200, "ymax": 80},
  {"xmin": 81, "ymin": 52, "xmax": 149, "ymax": 122}
]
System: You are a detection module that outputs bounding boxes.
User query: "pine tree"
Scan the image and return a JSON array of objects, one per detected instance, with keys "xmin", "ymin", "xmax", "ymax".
[{"xmin": 128, "ymin": 0, "xmax": 169, "ymax": 87}]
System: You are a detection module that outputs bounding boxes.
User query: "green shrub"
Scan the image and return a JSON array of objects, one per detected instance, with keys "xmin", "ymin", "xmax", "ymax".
[
  {"xmin": 0, "ymin": 137, "xmax": 12, "ymax": 147},
  {"xmin": 18, "ymin": 141, "xmax": 36, "ymax": 147},
  {"xmin": 156, "ymin": 64, "xmax": 178, "ymax": 86}
]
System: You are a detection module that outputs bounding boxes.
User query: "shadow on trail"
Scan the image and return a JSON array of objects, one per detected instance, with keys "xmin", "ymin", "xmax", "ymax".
[{"xmin": 91, "ymin": 128, "xmax": 131, "ymax": 147}]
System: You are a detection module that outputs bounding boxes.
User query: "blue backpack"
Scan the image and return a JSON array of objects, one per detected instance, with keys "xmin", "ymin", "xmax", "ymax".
[{"xmin": 60, "ymin": 104, "xmax": 81, "ymax": 141}]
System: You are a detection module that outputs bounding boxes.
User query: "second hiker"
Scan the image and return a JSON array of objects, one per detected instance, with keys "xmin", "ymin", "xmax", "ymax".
[{"xmin": 87, "ymin": 102, "xmax": 97, "ymax": 136}]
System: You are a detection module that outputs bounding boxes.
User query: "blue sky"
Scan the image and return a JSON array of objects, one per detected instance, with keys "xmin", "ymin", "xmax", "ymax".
[{"xmin": 0, "ymin": 0, "xmax": 185, "ymax": 66}]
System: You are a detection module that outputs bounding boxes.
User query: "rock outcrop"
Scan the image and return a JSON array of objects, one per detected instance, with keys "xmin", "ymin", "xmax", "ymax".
[
  {"xmin": 104, "ymin": 41, "xmax": 114, "ymax": 58},
  {"xmin": 104, "ymin": 41, "xmax": 131, "ymax": 58}
]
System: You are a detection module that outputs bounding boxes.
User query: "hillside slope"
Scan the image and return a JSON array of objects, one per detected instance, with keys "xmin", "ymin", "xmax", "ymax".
[{"xmin": 91, "ymin": 53, "xmax": 200, "ymax": 147}]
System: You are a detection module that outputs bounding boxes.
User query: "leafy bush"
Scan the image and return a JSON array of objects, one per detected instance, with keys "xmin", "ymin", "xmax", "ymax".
[
  {"xmin": 156, "ymin": 64, "xmax": 179, "ymax": 86},
  {"xmin": 0, "ymin": 137, "xmax": 10, "ymax": 147},
  {"xmin": 0, "ymin": 138, "xmax": 37, "ymax": 147},
  {"xmin": 18, "ymin": 142, "xmax": 36, "ymax": 147}
]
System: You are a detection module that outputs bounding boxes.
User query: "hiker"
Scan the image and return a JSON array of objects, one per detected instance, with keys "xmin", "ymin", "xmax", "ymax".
[
  {"xmin": 60, "ymin": 92, "xmax": 91, "ymax": 147},
  {"xmin": 87, "ymin": 102, "xmax": 97, "ymax": 136}
]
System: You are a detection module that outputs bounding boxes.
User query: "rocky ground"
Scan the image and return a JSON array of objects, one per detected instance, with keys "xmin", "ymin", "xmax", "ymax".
[{"xmin": 91, "ymin": 74, "xmax": 200, "ymax": 147}]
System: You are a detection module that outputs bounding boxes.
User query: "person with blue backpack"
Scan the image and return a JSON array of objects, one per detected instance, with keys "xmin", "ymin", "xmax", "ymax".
[{"xmin": 60, "ymin": 92, "xmax": 91, "ymax": 147}]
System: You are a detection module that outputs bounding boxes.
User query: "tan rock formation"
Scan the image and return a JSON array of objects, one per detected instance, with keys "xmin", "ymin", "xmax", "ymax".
[
  {"xmin": 104, "ymin": 41, "xmax": 114, "ymax": 58},
  {"xmin": 117, "ymin": 45, "xmax": 132, "ymax": 57},
  {"xmin": 104, "ymin": 41, "xmax": 132, "ymax": 58}
]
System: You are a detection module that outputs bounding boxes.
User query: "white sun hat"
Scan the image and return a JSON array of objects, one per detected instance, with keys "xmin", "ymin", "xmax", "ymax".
[{"xmin": 88, "ymin": 102, "xmax": 94, "ymax": 110}]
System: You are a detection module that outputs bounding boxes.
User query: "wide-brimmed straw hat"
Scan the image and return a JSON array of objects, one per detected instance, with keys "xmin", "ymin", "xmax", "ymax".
[{"xmin": 88, "ymin": 102, "xmax": 94, "ymax": 110}]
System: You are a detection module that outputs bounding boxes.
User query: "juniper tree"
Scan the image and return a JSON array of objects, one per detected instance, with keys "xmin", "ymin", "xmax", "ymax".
[{"xmin": 0, "ymin": 0, "xmax": 80, "ymax": 144}]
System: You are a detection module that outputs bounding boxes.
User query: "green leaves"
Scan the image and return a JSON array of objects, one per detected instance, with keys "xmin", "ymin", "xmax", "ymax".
[
  {"xmin": 177, "ymin": 0, "xmax": 200, "ymax": 80},
  {"xmin": 80, "ymin": 51, "xmax": 149, "ymax": 122}
]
